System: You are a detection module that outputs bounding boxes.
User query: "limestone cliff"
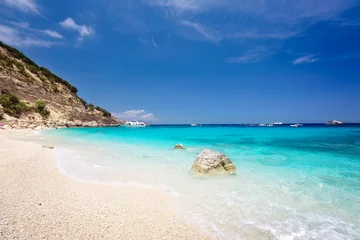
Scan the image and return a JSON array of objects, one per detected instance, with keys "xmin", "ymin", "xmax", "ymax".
[{"xmin": 0, "ymin": 41, "xmax": 122, "ymax": 129}]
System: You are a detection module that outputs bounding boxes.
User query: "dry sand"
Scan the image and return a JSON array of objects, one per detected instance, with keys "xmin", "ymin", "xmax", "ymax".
[{"xmin": 0, "ymin": 131, "xmax": 209, "ymax": 240}]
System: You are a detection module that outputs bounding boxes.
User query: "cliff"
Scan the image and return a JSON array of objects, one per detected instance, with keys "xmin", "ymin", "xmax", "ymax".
[{"xmin": 0, "ymin": 41, "xmax": 122, "ymax": 129}]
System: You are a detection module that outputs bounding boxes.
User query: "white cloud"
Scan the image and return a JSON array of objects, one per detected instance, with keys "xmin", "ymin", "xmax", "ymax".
[
  {"xmin": 180, "ymin": 20, "xmax": 219, "ymax": 42},
  {"xmin": 227, "ymin": 54, "xmax": 258, "ymax": 64},
  {"xmin": 113, "ymin": 110, "xmax": 157, "ymax": 121},
  {"xmin": 0, "ymin": 24, "xmax": 56, "ymax": 47},
  {"xmin": 144, "ymin": 0, "xmax": 358, "ymax": 44},
  {"xmin": 9, "ymin": 21, "xmax": 64, "ymax": 39},
  {"xmin": 140, "ymin": 113, "xmax": 156, "ymax": 120},
  {"xmin": 293, "ymin": 55, "xmax": 319, "ymax": 64},
  {"xmin": 147, "ymin": 0, "xmax": 356, "ymax": 19},
  {"xmin": 151, "ymin": 37, "xmax": 158, "ymax": 48},
  {"xmin": 227, "ymin": 46, "xmax": 277, "ymax": 64},
  {"xmin": 2, "ymin": 0, "xmax": 40, "ymax": 14},
  {"xmin": 59, "ymin": 18, "xmax": 95, "ymax": 41},
  {"xmin": 42, "ymin": 30, "xmax": 63, "ymax": 39}
]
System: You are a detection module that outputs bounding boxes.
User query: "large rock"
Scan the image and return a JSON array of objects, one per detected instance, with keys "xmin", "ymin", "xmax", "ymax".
[
  {"xmin": 174, "ymin": 144, "xmax": 185, "ymax": 149},
  {"xmin": 191, "ymin": 149, "xmax": 236, "ymax": 176}
]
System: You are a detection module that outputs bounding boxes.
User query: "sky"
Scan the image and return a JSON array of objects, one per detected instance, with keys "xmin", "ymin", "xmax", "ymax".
[{"xmin": 0, "ymin": 0, "xmax": 360, "ymax": 124}]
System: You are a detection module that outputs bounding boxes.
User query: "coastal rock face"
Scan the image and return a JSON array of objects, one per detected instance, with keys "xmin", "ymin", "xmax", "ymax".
[
  {"xmin": 191, "ymin": 149, "xmax": 236, "ymax": 176},
  {"xmin": 174, "ymin": 144, "xmax": 185, "ymax": 149},
  {"xmin": 0, "ymin": 41, "xmax": 124, "ymax": 129}
]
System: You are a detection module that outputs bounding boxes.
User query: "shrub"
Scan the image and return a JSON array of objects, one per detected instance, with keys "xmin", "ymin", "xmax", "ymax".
[
  {"xmin": 38, "ymin": 67, "xmax": 78, "ymax": 93},
  {"xmin": 87, "ymin": 103, "xmax": 95, "ymax": 112},
  {"xmin": 35, "ymin": 100, "xmax": 50, "ymax": 119},
  {"xmin": 0, "ymin": 93, "xmax": 19, "ymax": 108},
  {"xmin": 0, "ymin": 41, "xmax": 78, "ymax": 93},
  {"xmin": 0, "ymin": 93, "xmax": 31, "ymax": 118},
  {"xmin": 0, "ymin": 41, "xmax": 38, "ymax": 68},
  {"xmin": 95, "ymin": 106, "xmax": 112, "ymax": 117},
  {"xmin": 79, "ymin": 97, "xmax": 87, "ymax": 106}
]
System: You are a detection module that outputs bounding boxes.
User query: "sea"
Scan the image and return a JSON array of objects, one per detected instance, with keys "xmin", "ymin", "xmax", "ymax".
[{"xmin": 19, "ymin": 124, "xmax": 360, "ymax": 240}]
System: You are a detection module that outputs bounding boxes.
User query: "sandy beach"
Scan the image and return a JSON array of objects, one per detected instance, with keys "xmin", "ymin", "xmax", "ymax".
[{"xmin": 0, "ymin": 131, "xmax": 209, "ymax": 240}]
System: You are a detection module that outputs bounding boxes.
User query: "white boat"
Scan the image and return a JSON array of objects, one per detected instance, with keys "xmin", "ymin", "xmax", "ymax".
[
  {"xmin": 272, "ymin": 122, "xmax": 283, "ymax": 125},
  {"xmin": 290, "ymin": 124, "xmax": 302, "ymax": 127},
  {"xmin": 266, "ymin": 124, "xmax": 275, "ymax": 127},
  {"xmin": 124, "ymin": 121, "xmax": 146, "ymax": 127},
  {"xmin": 191, "ymin": 124, "xmax": 197, "ymax": 127},
  {"xmin": 327, "ymin": 120, "xmax": 343, "ymax": 125}
]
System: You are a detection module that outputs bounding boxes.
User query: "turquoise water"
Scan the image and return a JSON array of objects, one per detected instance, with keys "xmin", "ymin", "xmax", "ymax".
[{"xmin": 26, "ymin": 125, "xmax": 360, "ymax": 239}]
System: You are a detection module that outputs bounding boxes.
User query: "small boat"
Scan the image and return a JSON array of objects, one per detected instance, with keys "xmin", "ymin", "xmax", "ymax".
[
  {"xmin": 327, "ymin": 120, "xmax": 343, "ymax": 125},
  {"xmin": 259, "ymin": 123, "xmax": 266, "ymax": 127},
  {"xmin": 191, "ymin": 124, "xmax": 197, "ymax": 127},
  {"xmin": 266, "ymin": 124, "xmax": 275, "ymax": 127},
  {"xmin": 290, "ymin": 124, "xmax": 302, "ymax": 128},
  {"xmin": 124, "ymin": 121, "xmax": 146, "ymax": 127},
  {"xmin": 272, "ymin": 122, "xmax": 283, "ymax": 125}
]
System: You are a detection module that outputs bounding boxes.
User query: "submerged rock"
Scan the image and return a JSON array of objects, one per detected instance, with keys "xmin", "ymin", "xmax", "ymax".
[
  {"xmin": 191, "ymin": 149, "xmax": 236, "ymax": 176},
  {"xmin": 174, "ymin": 144, "xmax": 185, "ymax": 149}
]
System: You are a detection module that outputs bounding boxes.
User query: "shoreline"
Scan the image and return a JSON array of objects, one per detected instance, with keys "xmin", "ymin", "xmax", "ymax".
[
  {"xmin": 0, "ymin": 130, "xmax": 209, "ymax": 240},
  {"xmin": 0, "ymin": 120, "xmax": 122, "ymax": 130}
]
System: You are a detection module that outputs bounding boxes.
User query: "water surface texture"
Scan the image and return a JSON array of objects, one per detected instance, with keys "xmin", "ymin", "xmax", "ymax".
[{"xmin": 27, "ymin": 125, "xmax": 360, "ymax": 239}]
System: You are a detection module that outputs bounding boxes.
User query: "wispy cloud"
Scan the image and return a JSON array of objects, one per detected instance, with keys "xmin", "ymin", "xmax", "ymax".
[
  {"xmin": 2, "ymin": 0, "xmax": 40, "ymax": 15},
  {"xmin": 144, "ymin": 0, "xmax": 358, "ymax": 44},
  {"xmin": 60, "ymin": 18, "xmax": 95, "ymax": 42},
  {"xmin": 0, "ymin": 24, "xmax": 57, "ymax": 47},
  {"xmin": 113, "ymin": 110, "xmax": 157, "ymax": 121},
  {"xmin": 293, "ymin": 55, "xmax": 319, "ymax": 64},
  {"xmin": 180, "ymin": 20, "xmax": 219, "ymax": 42},
  {"xmin": 42, "ymin": 30, "xmax": 63, "ymax": 39},
  {"xmin": 227, "ymin": 46, "xmax": 277, "ymax": 64},
  {"xmin": 227, "ymin": 55, "xmax": 258, "ymax": 64},
  {"xmin": 151, "ymin": 37, "xmax": 158, "ymax": 48},
  {"xmin": 9, "ymin": 22, "xmax": 64, "ymax": 39},
  {"xmin": 147, "ymin": 0, "xmax": 356, "ymax": 19}
]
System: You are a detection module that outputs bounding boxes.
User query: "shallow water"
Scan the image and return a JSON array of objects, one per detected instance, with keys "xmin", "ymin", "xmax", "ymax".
[{"xmin": 20, "ymin": 125, "xmax": 360, "ymax": 239}]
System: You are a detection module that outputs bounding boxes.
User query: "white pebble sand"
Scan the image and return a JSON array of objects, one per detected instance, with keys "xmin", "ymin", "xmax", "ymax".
[{"xmin": 0, "ymin": 131, "xmax": 209, "ymax": 240}]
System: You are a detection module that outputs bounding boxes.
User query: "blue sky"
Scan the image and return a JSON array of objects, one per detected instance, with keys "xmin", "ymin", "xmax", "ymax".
[{"xmin": 0, "ymin": 0, "xmax": 360, "ymax": 123}]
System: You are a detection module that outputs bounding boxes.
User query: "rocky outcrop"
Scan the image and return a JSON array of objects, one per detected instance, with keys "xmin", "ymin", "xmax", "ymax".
[
  {"xmin": 191, "ymin": 149, "xmax": 236, "ymax": 176},
  {"xmin": 174, "ymin": 144, "xmax": 185, "ymax": 149},
  {"xmin": 0, "ymin": 41, "xmax": 123, "ymax": 128}
]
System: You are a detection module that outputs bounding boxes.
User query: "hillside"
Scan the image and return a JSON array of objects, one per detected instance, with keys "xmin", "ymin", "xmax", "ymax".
[{"xmin": 0, "ymin": 41, "xmax": 121, "ymax": 129}]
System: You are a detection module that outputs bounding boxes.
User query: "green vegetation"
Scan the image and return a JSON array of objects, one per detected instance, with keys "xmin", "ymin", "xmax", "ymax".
[
  {"xmin": 0, "ymin": 41, "xmax": 38, "ymax": 68},
  {"xmin": 0, "ymin": 94, "xmax": 31, "ymax": 118},
  {"xmin": 0, "ymin": 40, "xmax": 78, "ymax": 93},
  {"xmin": 79, "ymin": 97, "xmax": 87, "ymax": 107},
  {"xmin": 95, "ymin": 106, "xmax": 112, "ymax": 117},
  {"xmin": 0, "ymin": 41, "xmax": 114, "ymax": 120},
  {"xmin": 35, "ymin": 100, "xmax": 50, "ymax": 119},
  {"xmin": 87, "ymin": 103, "xmax": 95, "ymax": 112},
  {"xmin": 38, "ymin": 67, "xmax": 78, "ymax": 93}
]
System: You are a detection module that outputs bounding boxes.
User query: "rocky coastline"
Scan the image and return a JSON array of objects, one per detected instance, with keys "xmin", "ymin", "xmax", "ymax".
[{"xmin": 0, "ymin": 119, "xmax": 123, "ymax": 130}]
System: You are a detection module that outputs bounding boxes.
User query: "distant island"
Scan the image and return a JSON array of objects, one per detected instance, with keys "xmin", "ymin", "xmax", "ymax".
[{"xmin": 0, "ymin": 41, "xmax": 123, "ymax": 129}]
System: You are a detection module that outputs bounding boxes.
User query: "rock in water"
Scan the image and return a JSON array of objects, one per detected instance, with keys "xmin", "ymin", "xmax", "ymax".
[
  {"xmin": 174, "ymin": 144, "xmax": 185, "ymax": 149},
  {"xmin": 191, "ymin": 149, "xmax": 236, "ymax": 176}
]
